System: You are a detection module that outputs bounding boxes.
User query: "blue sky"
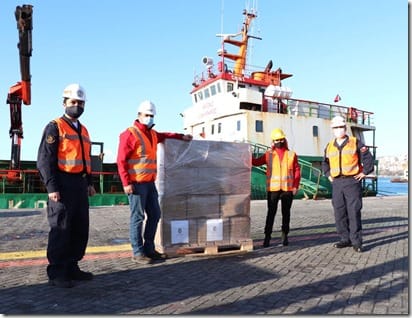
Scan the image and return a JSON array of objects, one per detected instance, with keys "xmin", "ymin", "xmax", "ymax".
[{"xmin": 0, "ymin": 0, "xmax": 408, "ymax": 163}]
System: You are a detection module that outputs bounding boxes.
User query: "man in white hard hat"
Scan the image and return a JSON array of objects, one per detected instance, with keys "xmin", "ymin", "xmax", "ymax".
[
  {"xmin": 322, "ymin": 115, "xmax": 374, "ymax": 253},
  {"xmin": 117, "ymin": 100, "xmax": 192, "ymax": 265},
  {"xmin": 37, "ymin": 83, "xmax": 96, "ymax": 288}
]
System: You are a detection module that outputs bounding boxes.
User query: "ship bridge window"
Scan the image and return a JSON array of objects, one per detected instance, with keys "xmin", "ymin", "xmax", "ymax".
[
  {"xmin": 237, "ymin": 120, "xmax": 241, "ymax": 131},
  {"xmin": 218, "ymin": 122, "xmax": 222, "ymax": 133},
  {"xmin": 240, "ymin": 102, "xmax": 261, "ymax": 111},
  {"xmin": 217, "ymin": 82, "xmax": 221, "ymax": 93},
  {"xmin": 198, "ymin": 91, "xmax": 204, "ymax": 100},
  {"xmin": 211, "ymin": 124, "xmax": 215, "ymax": 135},
  {"xmin": 255, "ymin": 120, "xmax": 263, "ymax": 132},
  {"xmin": 313, "ymin": 125, "xmax": 319, "ymax": 137},
  {"xmin": 210, "ymin": 85, "xmax": 217, "ymax": 96},
  {"xmin": 227, "ymin": 82, "xmax": 234, "ymax": 92},
  {"xmin": 204, "ymin": 88, "xmax": 210, "ymax": 99}
]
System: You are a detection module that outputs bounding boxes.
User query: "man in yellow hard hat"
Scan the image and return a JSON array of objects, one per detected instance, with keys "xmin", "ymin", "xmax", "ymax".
[{"xmin": 252, "ymin": 128, "xmax": 301, "ymax": 247}]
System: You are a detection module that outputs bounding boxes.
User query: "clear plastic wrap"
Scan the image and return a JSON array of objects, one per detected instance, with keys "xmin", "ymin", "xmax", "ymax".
[
  {"xmin": 154, "ymin": 139, "xmax": 252, "ymax": 251},
  {"xmin": 156, "ymin": 139, "xmax": 251, "ymax": 197}
]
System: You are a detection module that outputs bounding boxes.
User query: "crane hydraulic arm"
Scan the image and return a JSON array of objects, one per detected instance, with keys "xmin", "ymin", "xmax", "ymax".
[{"xmin": 6, "ymin": 4, "xmax": 33, "ymax": 172}]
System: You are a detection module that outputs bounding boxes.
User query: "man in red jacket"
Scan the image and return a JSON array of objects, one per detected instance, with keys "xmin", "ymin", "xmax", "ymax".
[
  {"xmin": 117, "ymin": 100, "xmax": 192, "ymax": 264},
  {"xmin": 252, "ymin": 128, "xmax": 301, "ymax": 247}
]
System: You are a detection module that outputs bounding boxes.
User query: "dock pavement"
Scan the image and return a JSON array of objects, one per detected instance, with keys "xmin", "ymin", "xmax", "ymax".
[{"xmin": 0, "ymin": 195, "xmax": 408, "ymax": 315}]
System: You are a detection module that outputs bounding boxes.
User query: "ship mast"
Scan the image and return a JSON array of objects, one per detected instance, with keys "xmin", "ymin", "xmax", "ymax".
[{"xmin": 217, "ymin": 9, "xmax": 260, "ymax": 77}]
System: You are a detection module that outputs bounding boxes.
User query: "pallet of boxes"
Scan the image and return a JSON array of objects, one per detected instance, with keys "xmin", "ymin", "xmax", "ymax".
[{"xmin": 155, "ymin": 139, "xmax": 253, "ymax": 257}]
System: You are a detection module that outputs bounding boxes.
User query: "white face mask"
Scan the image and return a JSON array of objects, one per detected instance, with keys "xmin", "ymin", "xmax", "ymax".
[
  {"xmin": 142, "ymin": 115, "xmax": 154, "ymax": 127},
  {"xmin": 333, "ymin": 127, "xmax": 346, "ymax": 139}
]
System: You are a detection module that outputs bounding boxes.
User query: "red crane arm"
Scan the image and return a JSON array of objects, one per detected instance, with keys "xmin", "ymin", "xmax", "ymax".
[{"xmin": 6, "ymin": 4, "xmax": 33, "ymax": 172}]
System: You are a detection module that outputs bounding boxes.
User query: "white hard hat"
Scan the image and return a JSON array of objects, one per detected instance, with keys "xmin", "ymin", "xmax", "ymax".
[
  {"xmin": 331, "ymin": 115, "xmax": 346, "ymax": 128},
  {"xmin": 62, "ymin": 83, "xmax": 86, "ymax": 101},
  {"xmin": 138, "ymin": 100, "xmax": 156, "ymax": 115}
]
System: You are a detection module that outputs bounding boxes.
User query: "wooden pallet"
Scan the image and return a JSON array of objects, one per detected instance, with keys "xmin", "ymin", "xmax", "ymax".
[{"xmin": 159, "ymin": 239, "xmax": 254, "ymax": 258}]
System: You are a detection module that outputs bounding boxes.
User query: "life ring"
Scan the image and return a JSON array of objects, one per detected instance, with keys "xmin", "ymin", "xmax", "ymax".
[{"xmin": 348, "ymin": 107, "xmax": 358, "ymax": 123}]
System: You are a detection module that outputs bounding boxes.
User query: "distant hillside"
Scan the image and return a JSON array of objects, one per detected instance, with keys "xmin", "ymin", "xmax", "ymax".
[{"xmin": 377, "ymin": 155, "xmax": 408, "ymax": 176}]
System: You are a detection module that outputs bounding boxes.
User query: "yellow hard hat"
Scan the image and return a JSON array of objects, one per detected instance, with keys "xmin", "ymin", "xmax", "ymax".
[{"xmin": 271, "ymin": 128, "xmax": 286, "ymax": 140}]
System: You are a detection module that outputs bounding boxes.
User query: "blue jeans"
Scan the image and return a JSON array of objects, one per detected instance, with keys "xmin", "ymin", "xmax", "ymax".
[{"xmin": 128, "ymin": 182, "xmax": 161, "ymax": 256}]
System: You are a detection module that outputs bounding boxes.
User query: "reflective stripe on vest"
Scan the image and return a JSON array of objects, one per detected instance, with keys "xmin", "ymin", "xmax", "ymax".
[
  {"xmin": 326, "ymin": 136, "xmax": 361, "ymax": 177},
  {"xmin": 265, "ymin": 150, "xmax": 296, "ymax": 191},
  {"xmin": 127, "ymin": 126, "xmax": 158, "ymax": 183},
  {"xmin": 54, "ymin": 117, "xmax": 91, "ymax": 174}
]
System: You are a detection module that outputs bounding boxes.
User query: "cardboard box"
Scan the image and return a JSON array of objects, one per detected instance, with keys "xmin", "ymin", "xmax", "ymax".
[
  {"xmin": 155, "ymin": 218, "xmax": 198, "ymax": 247},
  {"xmin": 186, "ymin": 195, "xmax": 220, "ymax": 219},
  {"xmin": 197, "ymin": 218, "xmax": 230, "ymax": 244},
  {"xmin": 158, "ymin": 195, "xmax": 188, "ymax": 220},
  {"xmin": 155, "ymin": 139, "xmax": 252, "ymax": 253},
  {"xmin": 220, "ymin": 194, "xmax": 251, "ymax": 218},
  {"xmin": 229, "ymin": 216, "xmax": 251, "ymax": 241}
]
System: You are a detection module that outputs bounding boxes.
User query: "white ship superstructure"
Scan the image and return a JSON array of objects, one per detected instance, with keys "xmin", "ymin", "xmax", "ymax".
[{"xmin": 182, "ymin": 9, "xmax": 376, "ymax": 160}]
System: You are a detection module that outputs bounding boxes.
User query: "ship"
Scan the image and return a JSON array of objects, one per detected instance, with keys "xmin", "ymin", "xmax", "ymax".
[
  {"xmin": 390, "ymin": 169, "xmax": 408, "ymax": 183},
  {"xmin": 0, "ymin": 6, "xmax": 378, "ymax": 209},
  {"xmin": 181, "ymin": 8, "xmax": 378, "ymax": 200}
]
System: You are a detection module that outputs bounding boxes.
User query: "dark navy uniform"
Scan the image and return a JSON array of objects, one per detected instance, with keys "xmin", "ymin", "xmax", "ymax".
[
  {"xmin": 37, "ymin": 116, "xmax": 92, "ymax": 281},
  {"xmin": 322, "ymin": 136, "xmax": 374, "ymax": 248}
]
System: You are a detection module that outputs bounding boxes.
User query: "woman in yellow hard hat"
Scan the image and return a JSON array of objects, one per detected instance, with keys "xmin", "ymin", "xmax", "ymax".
[{"xmin": 252, "ymin": 128, "xmax": 301, "ymax": 247}]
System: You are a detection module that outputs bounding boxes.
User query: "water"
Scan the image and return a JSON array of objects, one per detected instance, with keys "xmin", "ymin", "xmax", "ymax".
[{"xmin": 378, "ymin": 177, "xmax": 408, "ymax": 196}]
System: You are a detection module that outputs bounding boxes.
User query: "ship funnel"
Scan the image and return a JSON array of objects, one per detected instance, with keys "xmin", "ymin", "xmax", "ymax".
[{"xmin": 202, "ymin": 56, "xmax": 213, "ymax": 68}]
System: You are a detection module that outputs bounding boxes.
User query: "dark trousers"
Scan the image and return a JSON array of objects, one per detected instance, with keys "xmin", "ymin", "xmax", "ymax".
[
  {"xmin": 46, "ymin": 174, "xmax": 89, "ymax": 280},
  {"xmin": 331, "ymin": 177, "xmax": 363, "ymax": 246},
  {"xmin": 265, "ymin": 190, "xmax": 294, "ymax": 236}
]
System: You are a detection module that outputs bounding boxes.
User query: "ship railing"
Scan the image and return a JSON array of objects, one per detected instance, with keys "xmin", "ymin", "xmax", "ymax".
[
  {"xmin": 90, "ymin": 170, "xmax": 124, "ymax": 194},
  {"xmin": 0, "ymin": 168, "xmax": 125, "ymax": 195},
  {"xmin": 298, "ymin": 158, "xmax": 328, "ymax": 199},
  {"xmin": 0, "ymin": 169, "xmax": 44, "ymax": 194},
  {"xmin": 249, "ymin": 141, "xmax": 269, "ymax": 158},
  {"xmin": 362, "ymin": 159, "xmax": 379, "ymax": 196},
  {"xmin": 271, "ymin": 98, "xmax": 375, "ymax": 128},
  {"xmin": 193, "ymin": 60, "xmax": 374, "ymax": 127}
]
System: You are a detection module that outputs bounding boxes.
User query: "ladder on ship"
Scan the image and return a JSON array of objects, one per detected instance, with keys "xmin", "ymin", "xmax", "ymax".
[{"xmin": 249, "ymin": 142, "xmax": 330, "ymax": 200}]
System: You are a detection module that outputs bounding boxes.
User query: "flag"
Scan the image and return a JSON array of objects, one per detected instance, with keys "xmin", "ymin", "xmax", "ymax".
[{"xmin": 334, "ymin": 94, "xmax": 341, "ymax": 103}]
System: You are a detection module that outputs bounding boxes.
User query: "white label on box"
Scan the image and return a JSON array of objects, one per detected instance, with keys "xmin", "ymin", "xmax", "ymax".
[
  {"xmin": 171, "ymin": 220, "xmax": 189, "ymax": 244},
  {"xmin": 207, "ymin": 219, "xmax": 223, "ymax": 241}
]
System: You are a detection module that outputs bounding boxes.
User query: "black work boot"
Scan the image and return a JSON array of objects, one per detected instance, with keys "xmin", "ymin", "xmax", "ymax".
[
  {"xmin": 281, "ymin": 232, "xmax": 289, "ymax": 246},
  {"xmin": 263, "ymin": 235, "xmax": 271, "ymax": 247}
]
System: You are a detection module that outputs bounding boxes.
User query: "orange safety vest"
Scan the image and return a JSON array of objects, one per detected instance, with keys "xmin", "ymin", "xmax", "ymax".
[
  {"xmin": 127, "ymin": 126, "xmax": 158, "ymax": 183},
  {"xmin": 54, "ymin": 117, "xmax": 91, "ymax": 174},
  {"xmin": 326, "ymin": 136, "xmax": 361, "ymax": 177},
  {"xmin": 265, "ymin": 150, "xmax": 296, "ymax": 191}
]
